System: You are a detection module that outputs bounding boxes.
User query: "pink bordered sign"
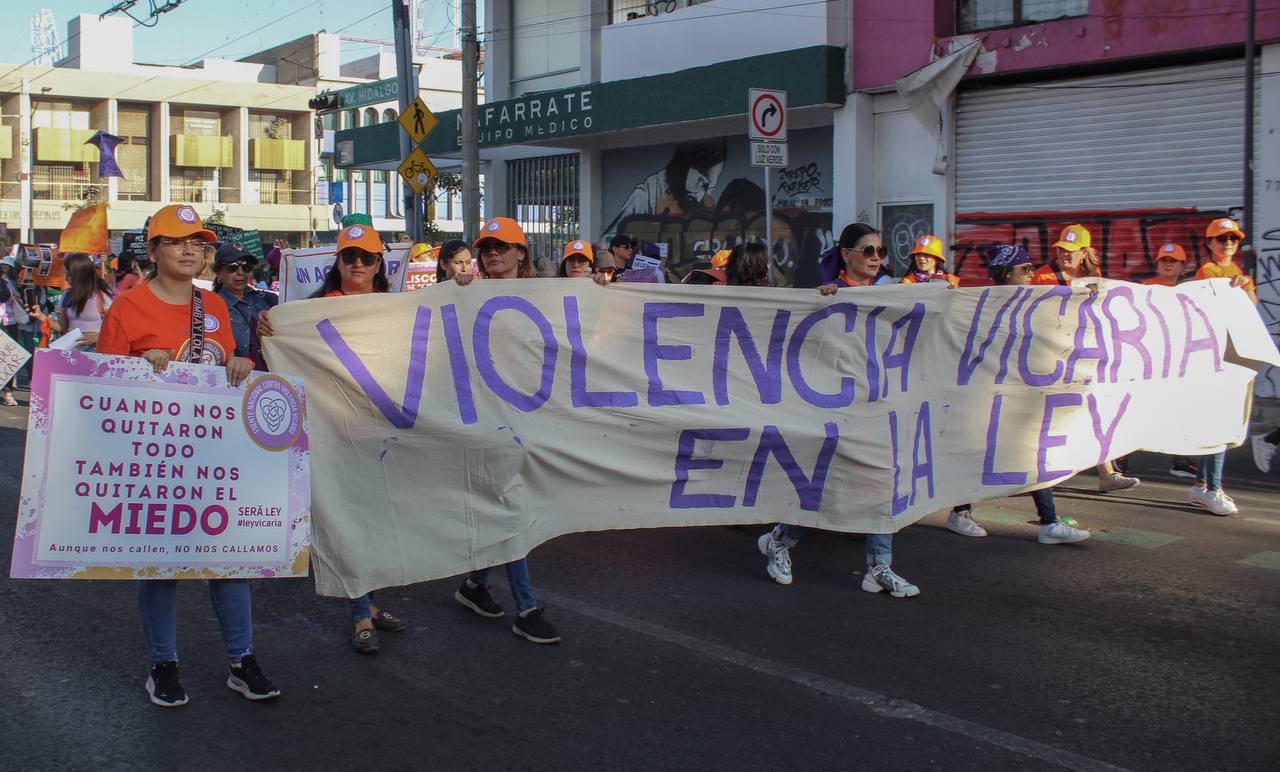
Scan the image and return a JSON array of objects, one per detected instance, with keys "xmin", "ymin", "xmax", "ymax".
[{"xmin": 10, "ymin": 350, "xmax": 311, "ymax": 580}]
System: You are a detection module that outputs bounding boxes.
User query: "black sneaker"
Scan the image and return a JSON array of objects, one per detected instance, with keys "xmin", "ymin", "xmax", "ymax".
[
  {"xmin": 1170, "ymin": 458, "xmax": 1199, "ymax": 479},
  {"xmin": 226, "ymin": 654, "xmax": 281, "ymax": 701},
  {"xmin": 512, "ymin": 608, "xmax": 561, "ymax": 644},
  {"xmin": 455, "ymin": 580, "xmax": 504, "ymax": 618},
  {"xmin": 146, "ymin": 661, "xmax": 189, "ymax": 707}
]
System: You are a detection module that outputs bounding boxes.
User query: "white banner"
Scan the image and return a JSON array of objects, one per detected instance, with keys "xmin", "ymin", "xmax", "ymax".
[{"xmin": 261, "ymin": 279, "xmax": 1280, "ymax": 598}]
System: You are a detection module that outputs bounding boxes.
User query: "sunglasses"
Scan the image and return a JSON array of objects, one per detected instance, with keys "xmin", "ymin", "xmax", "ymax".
[
  {"xmin": 1212, "ymin": 235, "xmax": 1241, "ymax": 243},
  {"xmin": 479, "ymin": 241, "xmax": 514, "ymax": 253},
  {"xmin": 845, "ymin": 245, "xmax": 887, "ymax": 258},
  {"xmin": 339, "ymin": 252, "xmax": 379, "ymax": 267},
  {"xmin": 1013, "ymin": 264, "xmax": 1035, "ymax": 273},
  {"xmin": 220, "ymin": 261, "xmax": 252, "ymax": 273}
]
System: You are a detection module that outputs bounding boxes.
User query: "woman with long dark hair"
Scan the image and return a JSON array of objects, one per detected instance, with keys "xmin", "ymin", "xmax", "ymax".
[
  {"xmin": 262, "ymin": 225, "xmax": 407, "ymax": 652},
  {"xmin": 30, "ymin": 253, "xmax": 114, "ymax": 351},
  {"xmin": 436, "ymin": 239, "xmax": 474, "ymax": 283}
]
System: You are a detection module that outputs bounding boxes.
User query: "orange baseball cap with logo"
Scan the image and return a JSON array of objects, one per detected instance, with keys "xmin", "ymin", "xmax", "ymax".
[
  {"xmin": 1206, "ymin": 217, "xmax": 1245, "ymax": 240},
  {"xmin": 337, "ymin": 224, "xmax": 384, "ymax": 254},
  {"xmin": 474, "ymin": 217, "xmax": 528, "ymax": 249},
  {"xmin": 909, "ymin": 234, "xmax": 946, "ymax": 261},
  {"xmin": 562, "ymin": 239, "xmax": 594, "ymax": 263},
  {"xmin": 1053, "ymin": 224, "xmax": 1091, "ymax": 251},
  {"xmin": 1156, "ymin": 243, "xmax": 1187, "ymax": 261},
  {"xmin": 409, "ymin": 242, "xmax": 435, "ymax": 261},
  {"xmin": 147, "ymin": 204, "xmax": 217, "ymax": 243}
]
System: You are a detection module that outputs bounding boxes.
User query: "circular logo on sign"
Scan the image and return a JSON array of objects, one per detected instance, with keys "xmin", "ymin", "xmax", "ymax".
[
  {"xmin": 488, "ymin": 221, "xmax": 500, "ymax": 232},
  {"xmin": 203, "ymin": 313, "xmax": 220, "ymax": 332},
  {"xmin": 242, "ymin": 375, "xmax": 304, "ymax": 452},
  {"xmin": 176, "ymin": 206, "xmax": 198, "ymax": 224},
  {"xmin": 347, "ymin": 225, "xmax": 365, "ymax": 239}
]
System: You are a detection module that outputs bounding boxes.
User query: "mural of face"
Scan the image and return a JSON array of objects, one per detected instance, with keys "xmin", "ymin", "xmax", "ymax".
[{"xmin": 685, "ymin": 161, "xmax": 724, "ymax": 208}]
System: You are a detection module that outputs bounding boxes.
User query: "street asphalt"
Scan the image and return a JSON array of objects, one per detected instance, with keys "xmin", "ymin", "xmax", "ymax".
[{"xmin": 1, "ymin": 387, "xmax": 1277, "ymax": 771}]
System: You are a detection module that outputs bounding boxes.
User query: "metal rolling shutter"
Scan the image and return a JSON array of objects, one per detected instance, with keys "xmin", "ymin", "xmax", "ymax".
[{"xmin": 955, "ymin": 59, "xmax": 1257, "ymax": 214}]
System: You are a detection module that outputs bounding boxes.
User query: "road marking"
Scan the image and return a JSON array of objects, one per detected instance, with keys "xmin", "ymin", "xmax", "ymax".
[
  {"xmin": 1236, "ymin": 551, "xmax": 1280, "ymax": 571},
  {"xmin": 527, "ymin": 584, "xmax": 1131, "ymax": 772},
  {"xmin": 1090, "ymin": 527, "xmax": 1182, "ymax": 550}
]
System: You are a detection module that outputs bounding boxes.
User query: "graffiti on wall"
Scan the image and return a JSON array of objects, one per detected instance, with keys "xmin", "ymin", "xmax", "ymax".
[
  {"xmin": 603, "ymin": 134, "xmax": 834, "ymax": 287},
  {"xmin": 951, "ymin": 208, "xmax": 1237, "ymax": 287},
  {"xmin": 1254, "ymin": 227, "xmax": 1280, "ymax": 398}
]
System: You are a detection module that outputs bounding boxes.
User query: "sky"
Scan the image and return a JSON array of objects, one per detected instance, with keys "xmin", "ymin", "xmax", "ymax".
[{"xmin": 1, "ymin": 0, "xmax": 470, "ymax": 68}]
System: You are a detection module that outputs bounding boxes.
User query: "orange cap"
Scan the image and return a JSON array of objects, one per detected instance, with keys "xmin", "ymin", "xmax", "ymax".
[
  {"xmin": 337, "ymin": 224, "xmax": 383, "ymax": 254},
  {"xmin": 1052, "ymin": 224, "xmax": 1091, "ymax": 252},
  {"xmin": 562, "ymin": 239, "xmax": 594, "ymax": 263},
  {"xmin": 1155, "ymin": 243, "xmax": 1187, "ymax": 261},
  {"xmin": 147, "ymin": 204, "xmax": 217, "ymax": 243},
  {"xmin": 473, "ymin": 217, "xmax": 527, "ymax": 249},
  {"xmin": 410, "ymin": 242, "xmax": 435, "ymax": 260},
  {"xmin": 1206, "ymin": 217, "xmax": 1244, "ymax": 240},
  {"xmin": 711, "ymin": 249, "xmax": 731, "ymax": 268},
  {"xmin": 909, "ymin": 234, "xmax": 946, "ymax": 262}
]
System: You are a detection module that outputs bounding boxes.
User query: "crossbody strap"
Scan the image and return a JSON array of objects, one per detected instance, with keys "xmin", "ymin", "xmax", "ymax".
[{"xmin": 185, "ymin": 289, "xmax": 205, "ymax": 363}]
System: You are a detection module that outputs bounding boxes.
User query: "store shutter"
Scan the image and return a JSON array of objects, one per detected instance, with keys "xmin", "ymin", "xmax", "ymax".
[{"xmin": 955, "ymin": 59, "xmax": 1258, "ymax": 214}]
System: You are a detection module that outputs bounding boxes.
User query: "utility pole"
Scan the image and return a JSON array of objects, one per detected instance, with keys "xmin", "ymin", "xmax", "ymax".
[
  {"xmin": 392, "ymin": 0, "xmax": 423, "ymax": 241},
  {"xmin": 1244, "ymin": 0, "xmax": 1256, "ymax": 273},
  {"xmin": 461, "ymin": 0, "xmax": 480, "ymax": 239}
]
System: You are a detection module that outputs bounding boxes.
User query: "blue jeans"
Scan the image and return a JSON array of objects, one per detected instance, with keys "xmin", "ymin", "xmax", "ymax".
[
  {"xmin": 138, "ymin": 579, "xmax": 254, "ymax": 664},
  {"xmin": 349, "ymin": 593, "xmax": 372, "ymax": 624},
  {"xmin": 470, "ymin": 557, "xmax": 538, "ymax": 613},
  {"xmin": 773, "ymin": 524, "xmax": 894, "ymax": 567},
  {"xmin": 1198, "ymin": 452, "xmax": 1225, "ymax": 490}
]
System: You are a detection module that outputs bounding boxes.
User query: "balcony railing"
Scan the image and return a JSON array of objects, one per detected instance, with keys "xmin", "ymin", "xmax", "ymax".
[
  {"xmin": 171, "ymin": 182, "xmax": 238, "ymax": 204},
  {"xmin": 253, "ymin": 187, "xmax": 311, "ymax": 206},
  {"xmin": 31, "ymin": 181, "xmax": 107, "ymax": 201}
]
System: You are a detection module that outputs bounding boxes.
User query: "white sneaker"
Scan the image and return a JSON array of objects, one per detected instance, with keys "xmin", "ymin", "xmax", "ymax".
[
  {"xmin": 1098, "ymin": 472, "xmax": 1139, "ymax": 493},
  {"xmin": 1188, "ymin": 486, "xmax": 1209, "ymax": 508},
  {"xmin": 1038, "ymin": 521, "xmax": 1091, "ymax": 544},
  {"xmin": 1202, "ymin": 489, "xmax": 1238, "ymax": 516},
  {"xmin": 757, "ymin": 532, "xmax": 793, "ymax": 585},
  {"xmin": 1251, "ymin": 434, "xmax": 1275, "ymax": 474},
  {"xmin": 946, "ymin": 510, "xmax": 988, "ymax": 537},
  {"xmin": 860, "ymin": 565, "xmax": 920, "ymax": 597}
]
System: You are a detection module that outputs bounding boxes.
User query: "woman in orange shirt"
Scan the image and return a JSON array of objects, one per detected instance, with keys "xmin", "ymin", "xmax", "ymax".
[
  {"xmin": 1142, "ymin": 243, "xmax": 1188, "ymax": 287},
  {"xmin": 95, "ymin": 204, "xmax": 277, "ymax": 708},
  {"xmin": 1031, "ymin": 224, "xmax": 1101, "ymax": 286},
  {"xmin": 1194, "ymin": 217, "xmax": 1257, "ymax": 304}
]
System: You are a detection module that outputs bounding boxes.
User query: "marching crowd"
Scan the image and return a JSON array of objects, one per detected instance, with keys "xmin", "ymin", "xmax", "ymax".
[{"xmin": 7, "ymin": 201, "xmax": 1272, "ymax": 709}]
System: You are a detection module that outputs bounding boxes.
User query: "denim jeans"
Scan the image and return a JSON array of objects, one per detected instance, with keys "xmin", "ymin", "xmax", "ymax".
[
  {"xmin": 470, "ymin": 557, "xmax": 538, "ymax": 614},
  {"xmin": 349, "ymin": 593, "xmax": 372, "ymax": 624},
  {"xmin": 773, "ymin": 524, "xmax": 894, "ymax": 567},
  {"xmin": 1198, "ymin": 451, "xmax": 1225, "ymax": 490},
  {"xmin": 138, "ymin": 579, "xmax": 254, "ymax": 664}
]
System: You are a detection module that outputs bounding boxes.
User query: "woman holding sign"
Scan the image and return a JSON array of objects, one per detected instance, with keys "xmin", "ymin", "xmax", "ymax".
[
  {"xmin": 261, "ymin": 224, "xmax": 410, "ymax": 653},
  {"xmin": 94, "ymin": 204, "xmax": 279, "ymax": 708},
  {"xmin": 451, "ymin": 216, "xmax": 561, "ymax": 644},
  {"xmin": 0, "ymin": 256, "xmax": 27, "ymax": 405}
]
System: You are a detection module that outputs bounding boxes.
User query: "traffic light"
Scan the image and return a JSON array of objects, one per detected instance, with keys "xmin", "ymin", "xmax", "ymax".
[{"xmin": 308, "ymin": 92, "xmax": 339, "ymax": 112}]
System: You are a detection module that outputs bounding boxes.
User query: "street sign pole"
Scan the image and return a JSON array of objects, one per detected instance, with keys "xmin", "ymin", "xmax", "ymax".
[
  {"xmin": 392, "ymin": 0, "xmax": 423, "ymax": 242},
  {"xmin": 765, "ymin": 165, "xmax": 774, "ymax": 286}
]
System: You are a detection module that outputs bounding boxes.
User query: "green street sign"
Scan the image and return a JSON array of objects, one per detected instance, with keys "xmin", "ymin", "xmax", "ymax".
[{"xmin": 338, "ymin": 78, "xmax": 400, "ymax": 110}]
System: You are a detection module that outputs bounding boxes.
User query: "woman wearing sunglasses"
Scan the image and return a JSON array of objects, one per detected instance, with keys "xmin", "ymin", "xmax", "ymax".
[
  {"xmin": 212, "ymin": 243, "xmax": 276, "ymax": 370},
  {"xmin": 758, "ymin": 224, "xmax": 919, "ymax": 598},
  {"xmin": 260, "ymin": 224, "xmax": 409, "ymax": 653},
  {"xmin": 817, "ymin": 222, "xmax": 895, "ymax": 289},
  {"xmin": 451, "ymin": 216, "xmax": 561, "ymax": 644}
]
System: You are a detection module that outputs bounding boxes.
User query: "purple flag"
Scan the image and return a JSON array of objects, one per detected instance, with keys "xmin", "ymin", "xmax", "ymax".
[{"xmin": 85, "ymin": 130, "xmax": 125, "ymax": 179}]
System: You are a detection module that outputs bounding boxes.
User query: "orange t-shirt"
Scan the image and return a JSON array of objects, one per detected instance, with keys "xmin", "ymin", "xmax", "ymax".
[
  {"xmin": 1142, "ymin": 277, "xmax": 1180, "ymax": 287},
  {"xmin": 900, "ymin": 273, "xmax": 960, "ymax": 287},
  {"xmin": 1194, "ymin": 260, "xmax": 1256, "ymax": 292},
  {"xmin": 96, "ymin": 281, "xmax": 236, "ymax": 366}
]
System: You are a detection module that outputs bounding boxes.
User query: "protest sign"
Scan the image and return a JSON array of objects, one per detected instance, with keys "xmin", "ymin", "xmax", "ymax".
[
  {"xmin": 279, "ymin": 243, "xmax": 412, "ymax": 302},
  {"xmin": 0, "ymin": 327, "xmax": 31, "ymax": 385},
  {"xmin": 404, "ymin": 263, "xmax": 438, "ymax": 291},
  {"xmin": 206, "ymin": 223, "xmax": 264, "ymax": 261},
  {"xmin": 10, "ymin": 350, "xmax": 311, "ymax": 580},
  {"xmin": 262, "ymin": 279, "xmax": 1279, "ymax": 598}
]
